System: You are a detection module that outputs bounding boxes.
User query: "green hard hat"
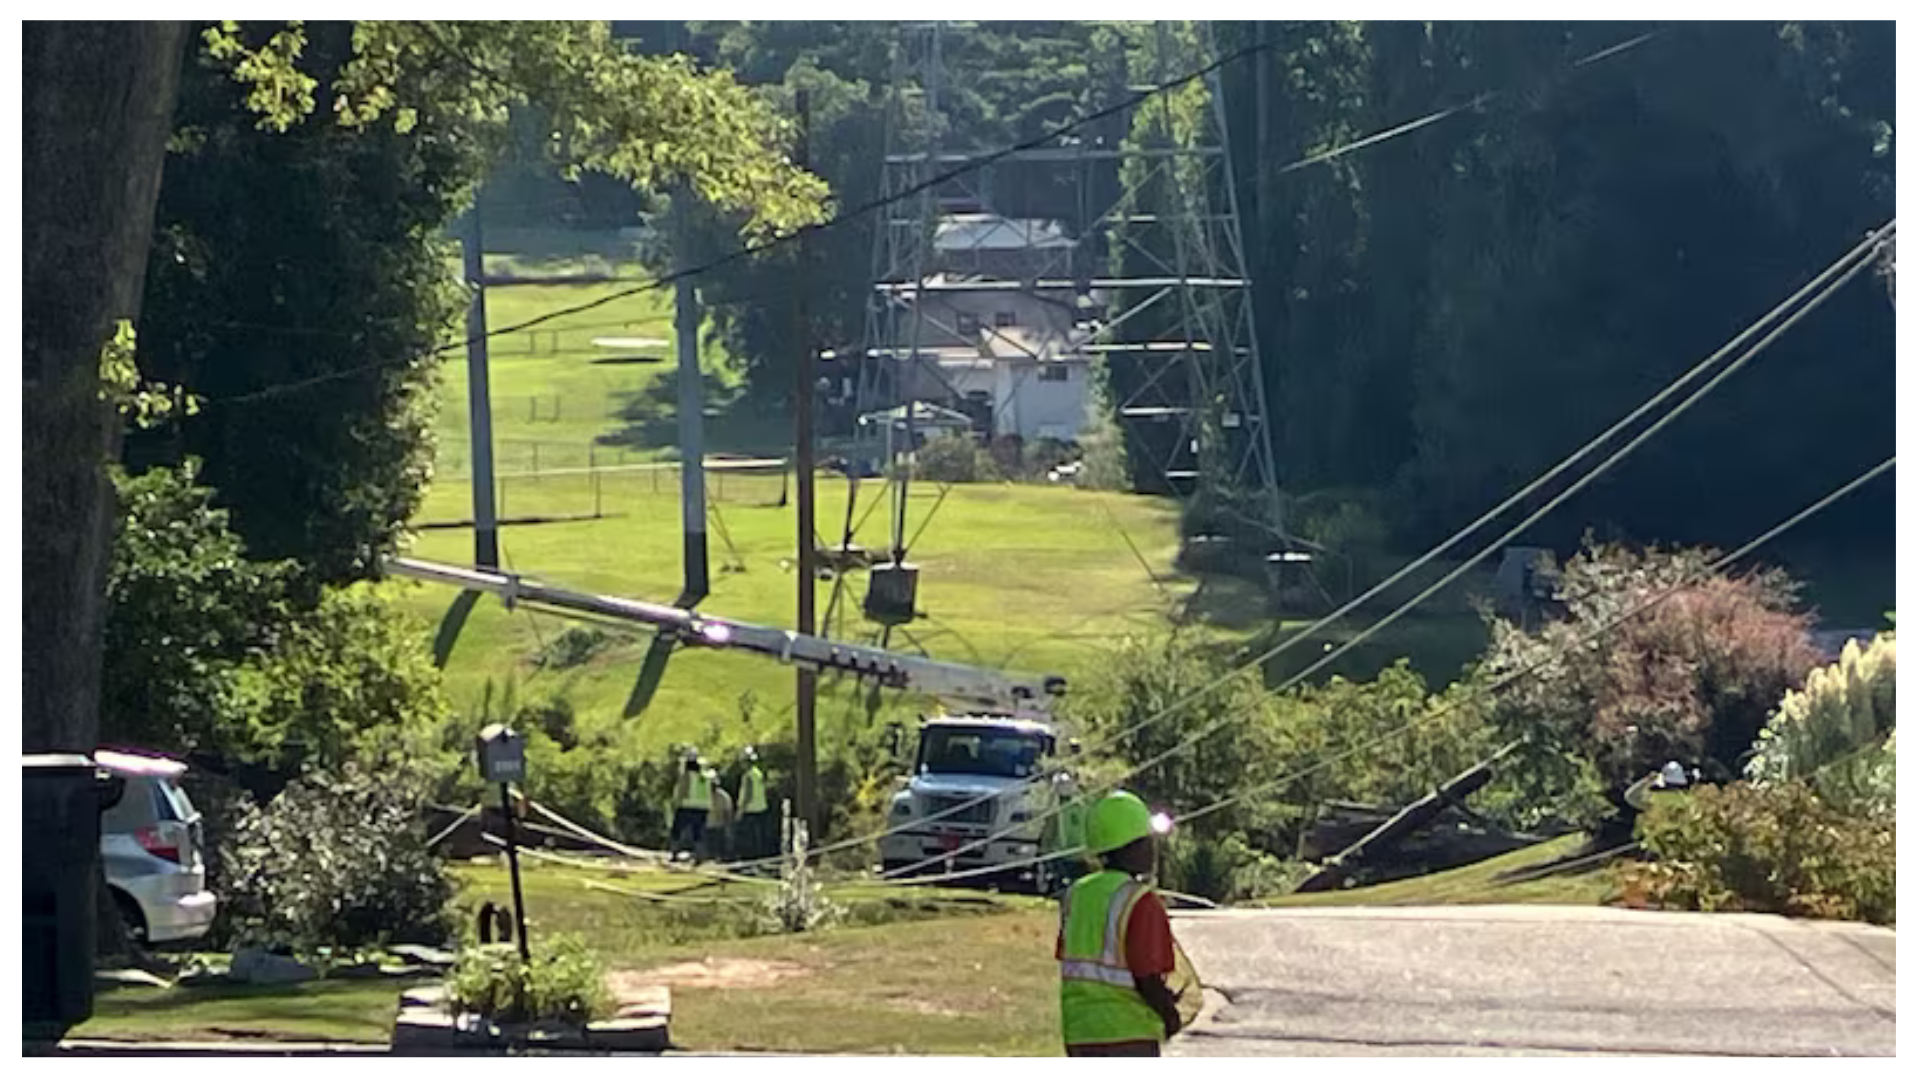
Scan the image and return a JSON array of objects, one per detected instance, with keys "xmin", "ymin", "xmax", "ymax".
[{"xmin": 1085, "ymin": 790, "xmax": 1160, "ymax": 855}]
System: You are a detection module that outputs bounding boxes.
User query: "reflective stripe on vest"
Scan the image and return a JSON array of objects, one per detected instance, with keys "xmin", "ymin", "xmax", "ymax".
[{"xmin": 1058, "ymin": 870, "xmax": 1164, "ymax": 1045}]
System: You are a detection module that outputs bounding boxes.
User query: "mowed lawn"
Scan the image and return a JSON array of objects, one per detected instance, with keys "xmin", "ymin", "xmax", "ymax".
[
  {"xmin": 402, "ymin": 267, "xmax": 1222, "ymax": 756},
  {"xmin": 401, "ymin": 476, "xmax": 1193, "ymax": 758},
  {"xmin": 76, "ymin": 859, "xmax": 1066, "ymax": 1055}
]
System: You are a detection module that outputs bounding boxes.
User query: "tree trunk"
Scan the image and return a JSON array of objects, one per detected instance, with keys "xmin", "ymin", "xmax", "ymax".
[
  {"xmin": 21, "ymin": 21, "xmax": 188, "ymax": 755},
  {"xmin": 23, "ymin": 22, "xmax": 189, "ymax": 978}
]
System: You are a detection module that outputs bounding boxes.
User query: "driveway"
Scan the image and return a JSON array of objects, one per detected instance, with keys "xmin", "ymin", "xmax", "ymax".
[{"xmin": 1168, "ymin": 905, "xmax": 1894, "ymax": 1056}]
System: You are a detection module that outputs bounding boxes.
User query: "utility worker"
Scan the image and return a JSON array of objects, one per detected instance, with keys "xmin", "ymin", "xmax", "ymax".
[
  {"xmin": 706, "ymin": 771, "xmax": 735, "ymax": 861},
  {"xmin": 736, "ymin": 746, "xmax": 771, "ymax": 860},
  {"xmin": 1056, "ymin": 790, "xmax": 1184, "ymax": 1057},
  {"xmin": 670, "ymin": 750, "xmax": 711, "ymax": 861}
]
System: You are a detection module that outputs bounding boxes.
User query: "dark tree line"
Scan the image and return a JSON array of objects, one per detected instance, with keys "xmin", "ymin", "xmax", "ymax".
[
  {"xmin": 1213, "ymin": 21, "xmax": 1893, "ymax": 554},
  {"xmin": 572, "ymin": 21, "xmax": 1893, "ymax": 561}
]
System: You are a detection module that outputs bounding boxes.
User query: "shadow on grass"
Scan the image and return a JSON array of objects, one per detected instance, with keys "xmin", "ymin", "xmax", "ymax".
[{"xmin": 595, "ymin": 372, "xmax": 792, "ymax": 460}]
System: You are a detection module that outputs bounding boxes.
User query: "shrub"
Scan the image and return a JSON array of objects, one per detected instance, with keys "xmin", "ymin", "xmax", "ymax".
[
  {"xmin": 915, "ymin": 432, "xmax": 999, "ymax": 483},
  {"xmin": 226, "ymin": 587, "xmax": 451, "ymax": 776},
  {"xmin": 1160, "ymin": 830, "xmax": 1304, "ymax": 903},
  {"xmin": 218, "ymin": 762, "xmax": 456, "ymax": 952},
  {"xmin": 1746, "ymin": 633, "xmax": 1896, "ymax": 811},
  {"xmin": 1619, "ymin": 781, "xmax": 1895, "ymax": 925},
  {"xmin": 1075, "ymin": 371, "xmax": 1131, "ymax": 491},
  {"xmin": 449, "ymin": 934, "xmax": 609, "ymax": 1026},
  {"xmin": 533, "ymin": 626, "xmax": 617, "ymax": 672},
  {"xmin": 1480, "ymin": 542, "xmax": 1819, "ymax": 823}
]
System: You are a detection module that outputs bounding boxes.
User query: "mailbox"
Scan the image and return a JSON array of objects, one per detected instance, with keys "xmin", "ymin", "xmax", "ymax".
[{"xmin": 475, "ymin": 724, "xmax": 527, "ymax": 785}]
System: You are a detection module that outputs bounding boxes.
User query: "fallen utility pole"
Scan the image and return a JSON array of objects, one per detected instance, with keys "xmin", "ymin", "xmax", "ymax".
[
  {"xmin": 1292, "ymin": 740, "xmax": 1522, "ymax": 894},
  {"xmin": 383, "ymin": 555, "xmax": 1067, "ymax": 714}
]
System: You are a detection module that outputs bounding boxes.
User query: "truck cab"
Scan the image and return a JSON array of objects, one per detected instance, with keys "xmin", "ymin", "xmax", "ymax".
[{"xmin": 877, "ymin": 715, "xmax": 1083, "ymax": 894}]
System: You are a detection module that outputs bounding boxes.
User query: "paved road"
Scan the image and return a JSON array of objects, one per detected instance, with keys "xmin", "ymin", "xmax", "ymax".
[{"xmin": 1168, "ymin": 905, "xmax": 1895, "ymax": 1056}]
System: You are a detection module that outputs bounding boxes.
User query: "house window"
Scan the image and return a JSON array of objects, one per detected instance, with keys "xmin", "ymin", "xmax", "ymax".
[
  {"xmin": 955, "ymin": 312, "xmax": 981, "ymax": 336},
  {"xmin": 1039, "ymin": 364, "xmax": 1070, "ymax": 383},
  {"xmin": 993, "ymin": 311, "xmax": 1017, "ymax": 329}
]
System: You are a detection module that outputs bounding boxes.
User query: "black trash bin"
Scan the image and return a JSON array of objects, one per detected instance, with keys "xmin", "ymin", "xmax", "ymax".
[{"xmin": 22, "ymin": 754, "xmax": 124, "ymax": 1047}]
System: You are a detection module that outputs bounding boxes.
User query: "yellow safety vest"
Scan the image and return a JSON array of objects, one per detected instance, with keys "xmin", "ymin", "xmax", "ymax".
[
  {"xmin": 678, "ymin": 769, "xmax": 712, "ymax": 810},
  {"xmin": 1058, "ymin": 869, "xmax": 1165, "ymax": 1047},
  {"xmin": 739, "ymin": 765, "xmax": 768, "ymax": 815}
]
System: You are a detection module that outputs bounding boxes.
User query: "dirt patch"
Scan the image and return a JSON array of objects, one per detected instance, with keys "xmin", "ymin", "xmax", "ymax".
[{"xmin": 623, "ymin": 958, "xmax": 812, "ymax": 991}]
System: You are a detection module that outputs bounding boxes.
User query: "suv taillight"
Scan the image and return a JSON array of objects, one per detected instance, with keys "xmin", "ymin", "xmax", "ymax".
[{"xmin": 135, "ymin": 825, "xmax": 182, "ymax": 865}]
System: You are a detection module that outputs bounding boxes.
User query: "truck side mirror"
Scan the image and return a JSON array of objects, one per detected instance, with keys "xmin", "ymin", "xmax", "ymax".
[{"xmin": 885, "ymin": 723, "xmax": 903, "ymax": 759}]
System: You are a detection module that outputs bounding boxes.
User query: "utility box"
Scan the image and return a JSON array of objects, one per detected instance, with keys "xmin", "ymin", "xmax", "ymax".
[
  {"xmin": 863, "ymin": 561, "xmax": 920, "ymax": 624},
  {"xmin": 22, "ymin": 754, "xmax": 125, "ymax": 1045},
  {"xmin": 474, "ymin": 725, "xmax": 528, "ymax": 786}
]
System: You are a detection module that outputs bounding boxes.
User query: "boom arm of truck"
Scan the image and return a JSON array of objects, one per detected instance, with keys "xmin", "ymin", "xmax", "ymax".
[{"xmin": 382, "ymin": 556, "xmax": 1066, "ymax": 716}]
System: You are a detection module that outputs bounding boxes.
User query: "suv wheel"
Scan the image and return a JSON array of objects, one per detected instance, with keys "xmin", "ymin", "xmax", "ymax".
[{"xmin": 112, "ymin": 890, "xmax": 149, "ymax": 945}]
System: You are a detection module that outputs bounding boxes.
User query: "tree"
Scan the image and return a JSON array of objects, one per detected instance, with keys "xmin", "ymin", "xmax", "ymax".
[
  {"xmin": 102, "ymin": 460, "xmax": 291, "ymax": 757},
  {"xmin": 22, "ymin": 21, "xmax": 189, "ymax": 755},
  {"xmin": 1480, "ymin": 542, "xmax": 1822, "ymax": 824},
  {"xmin": 126, "ymin": 20, "xmax": 829, "ymax": 589}
]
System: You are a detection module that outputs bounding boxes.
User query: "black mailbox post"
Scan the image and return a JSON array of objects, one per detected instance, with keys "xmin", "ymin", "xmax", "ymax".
[
  {"xmin": 475, "ymin": 725, "xmax": 531, "ymax": 960},
  {"xmin": 22, "ymin": 754, "xmax": 125, "ymax": 1048}
]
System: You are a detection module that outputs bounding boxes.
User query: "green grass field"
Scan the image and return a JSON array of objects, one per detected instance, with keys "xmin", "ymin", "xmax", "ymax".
[
  {"xmin": 408, "ymin": 265, "xmax": 1212, "ymax": 758},
  {"xmin": 407, "ymin": 270, "xmax": 1505, "ymax": 763}
]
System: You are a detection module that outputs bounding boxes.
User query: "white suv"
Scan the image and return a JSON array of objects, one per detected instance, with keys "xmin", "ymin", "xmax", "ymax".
[{"xmin": 96, "ymin": 749, "xmax": 217, "ymax": 945}]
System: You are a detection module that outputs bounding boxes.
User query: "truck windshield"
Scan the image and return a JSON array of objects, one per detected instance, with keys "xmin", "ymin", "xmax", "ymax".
[{"xmin": 919, "ymin": 727, "xmax": 1050, "ymax": 778}]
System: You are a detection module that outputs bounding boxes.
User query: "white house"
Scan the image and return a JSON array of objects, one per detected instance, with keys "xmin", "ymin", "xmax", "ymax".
[{"xmin": 875, "ymin": 213, "xmax": 1102, "ymax": 444}]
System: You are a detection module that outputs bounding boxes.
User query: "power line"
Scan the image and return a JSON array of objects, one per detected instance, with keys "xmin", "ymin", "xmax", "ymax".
[
  {"xmin": 886, "ymin": 453, "xmax": 1894, "ymax": 887},
  {"xmin": 871, "ymin": 216, "xmax": 1892, "ymax": 883},
  {"xmin": 205, "ymin": 37, "xmax": 1273, "ymax": 408},
  {"xmin": 1171, "ymin": 454, "xmax": 1896, "ymax": 830},
  {"xmin": 736, "ymin": 217, "xmax": 1890, "ymax": 877},
  {"xmin": 204, "ymin": 24, "xmax": 1664, "ymax": 408}
]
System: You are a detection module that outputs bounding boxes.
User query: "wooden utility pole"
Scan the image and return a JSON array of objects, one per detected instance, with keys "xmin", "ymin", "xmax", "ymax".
[
  {"xmin": 672, "ymin": 186, "xmax": 710, "ymax": 604},
  {"xmin": 463, "ymin": 197, "xmax": 501, "ymax": 569},
  {"xmin": 793, "ymin": 88, "xmax": 820, "ymax": 833}
]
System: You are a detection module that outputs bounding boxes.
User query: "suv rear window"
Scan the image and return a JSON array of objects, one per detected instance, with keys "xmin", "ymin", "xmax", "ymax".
[{"xmin": 154, "ymin": 780, "xmax": 197, "ymax": 822}]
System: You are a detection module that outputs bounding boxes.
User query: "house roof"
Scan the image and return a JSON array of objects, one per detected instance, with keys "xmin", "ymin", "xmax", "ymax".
[
  {"xmin": 857, "ymin": 401, "xmax": 975, "ymax": 429},
  {"xmin": 934, "ymin": 214, "xmax": 1076, "ymax": 252}
]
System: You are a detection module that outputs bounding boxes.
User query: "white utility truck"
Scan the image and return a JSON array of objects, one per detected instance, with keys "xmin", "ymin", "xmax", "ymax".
[{"xmin": 876, "ymin": 713, "xmax": 1084, "ymax": 893}]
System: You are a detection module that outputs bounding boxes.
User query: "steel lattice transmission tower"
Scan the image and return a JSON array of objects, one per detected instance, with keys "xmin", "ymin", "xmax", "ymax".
[{"xmin": 855, "ymin": 21, "xmax": 1289, "ymax": 549}]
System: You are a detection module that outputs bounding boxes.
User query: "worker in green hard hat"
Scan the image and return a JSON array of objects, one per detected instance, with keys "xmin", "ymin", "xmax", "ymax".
[{"xmin": 1054, "ymin": 789, "xmax": 1184, "ymax": 1056}]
